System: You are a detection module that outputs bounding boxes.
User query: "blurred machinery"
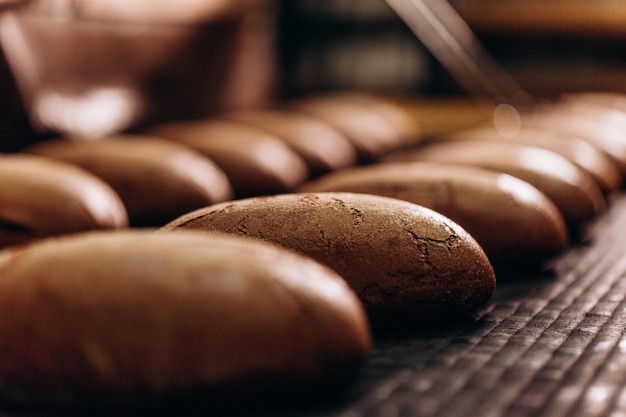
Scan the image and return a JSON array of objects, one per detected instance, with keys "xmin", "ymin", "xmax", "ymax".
[
  {"xmin": 0, "ymin": 0, "xmax": 278, "ymax": 141},
  {"xmin": 279, "ymin": 0, "xmax": 626, "ymax": 100},
  {"xmin": 2, "ymin": 0, "xmax": 626, "ymax": 147}
]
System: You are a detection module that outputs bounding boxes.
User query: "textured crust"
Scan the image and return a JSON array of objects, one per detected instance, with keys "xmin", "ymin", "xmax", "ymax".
[
  {"xmin": 0, "ymin": 229, "xmax": 370, "ymax": 407},
  {"xmin": 27, "ymin": 135, "xmax": 233, "ymax": 226},
  {"xmin": 298, "ymin": 162, "xmax": 569, "ymax": 264},
  {"xmin": 145, "ymin": 120, "xmax": 309, "ymax": 197},
  {"xmin": 164, "ymin": 192, "xmax": 496, "ymax": 325},
  {"xmin": 0, "ymin": 154, "xmax": 128, "ymax": 248},
  {"xmin": 384, "ymin": 140, "xmax": 606, "ymax": 227}
]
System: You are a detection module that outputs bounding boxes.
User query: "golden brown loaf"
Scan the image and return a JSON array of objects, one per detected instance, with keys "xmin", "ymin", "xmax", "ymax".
[
  {"xmin": 439, "ymin": 126, "xmax": 622, "ymax": 196},
  {"xmin": 306, "ymin": 91, "xmax": 423, "ymax": 147},
  {"xmin": 288, "ymin": 94, "xmax": 405, "ymax": 162},
  {"xmin": 523, "ymin": 110, "xmax": 626, "ymax": 176}
]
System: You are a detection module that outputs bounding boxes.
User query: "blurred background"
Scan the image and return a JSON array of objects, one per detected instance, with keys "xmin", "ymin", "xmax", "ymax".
[
  {"xmin": 1, "ymin": 0, "xmax": 625, "ymax": 150},
  {"xmin": 279, "ymin": 0, "xmax": 626, "ymax": 98}
]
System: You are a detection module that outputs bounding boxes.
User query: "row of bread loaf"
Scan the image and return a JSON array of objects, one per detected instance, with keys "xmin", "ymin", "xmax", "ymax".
[{"xmin": 0, "ymin": 90, "xmax": 624, "ymax": 409}]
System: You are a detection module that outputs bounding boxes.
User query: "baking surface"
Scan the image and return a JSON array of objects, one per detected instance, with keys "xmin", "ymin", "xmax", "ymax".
[{"xmin": 5, "ymin": 193, "xmax": 626, "ymax": 417}]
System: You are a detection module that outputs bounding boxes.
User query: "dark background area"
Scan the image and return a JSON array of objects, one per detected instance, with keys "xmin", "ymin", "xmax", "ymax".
[{"xmin": 277, "ymin": 0, "xmax": 626, "ymax": 100}]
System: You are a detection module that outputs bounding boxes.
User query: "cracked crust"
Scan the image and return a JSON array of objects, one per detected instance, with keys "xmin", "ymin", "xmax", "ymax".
[
  {"xmin": 383, "ymin": 140, "xmax": 606, "ymax": 228},
  {"xmin": 163, "ymin": 192, "xmax": 496, "ymax": 326},
  {"xmin": 298, "ymin": 161, "xmax": 569, "ymax": 264}
]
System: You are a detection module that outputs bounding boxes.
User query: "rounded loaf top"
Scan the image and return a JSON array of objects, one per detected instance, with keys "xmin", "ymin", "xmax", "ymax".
[
  {"xmin": 164, "ymin": 192, "xmax": 497, "ymax": 326},
  {"xmin": 0, "ymin": 229, "xmax": 371, "ymax": 407}
]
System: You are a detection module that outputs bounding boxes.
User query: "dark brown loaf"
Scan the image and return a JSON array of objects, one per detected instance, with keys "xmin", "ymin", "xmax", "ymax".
[
  {"xmin": 26, "ymin": 135, "xmax": 233, "ymax": 226},
  {"xmin": 550, "ymin": 99, "xmax": 626, "ymax": 133},
  {"xmin": 0, "ymin": 229, "xmax": 371, "ymax": 407},
  {"xmin": 145, "ymin": 120, "xmax": 309, "ymax": 197},
  {"xmin": 163, "ymin": 192, "xmax": 496, "ymax": 326},
  {"xmin": 560, "ymin": 91, "xmax": 626, "ymax": 111},
  {"xmin": 522, "ymin": 110, "xmax": 626, "ymax": 176},
  {"xmin": 439, "ymin": 126, "xmax": 622, "ymax": 195},
  {"xmin": 382, "ymin": 97, "xmax": 495, "ymax": 144},
  {"xmin": 218, "ymin": 108, "xmax": 359, "ymax": 175},
  {"xmin": 298, "ymin": 162, "xmax": 569, "ymax": 264},
  {"xmin": 288, "ymin": 94, "xmax": 404, "ymax": 162},
  {"xmin": 0, "ymin": 154, "xmax": 127, "ymax": 248},
  {"xmin": 321, "ymin": 92, "xmax": 423, "ymax": 146},
  {"xmin": 383, "ymin": 140, "xmax": 606, "ymax": 228}
]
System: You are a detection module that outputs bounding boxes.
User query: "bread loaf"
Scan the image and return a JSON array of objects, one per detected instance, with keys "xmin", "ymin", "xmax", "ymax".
[
  {"xmin": 0, "ymin": 229, "xmax": 371, "ymax": 407},
  {"xmin": 383, "ymin": 140, "xmax": 606, "ymax": 228},
  {"xmin": 298, "ymin": 162, "xmax": 569, "ymax": 264},
  {"xmin": 0, "ymin": 154, "xmax": 127, "ymax": 248},
  {"xmin": 27, "ymin": 135, "xmax": 233, "ymax": 226},
  {"xmin": 219, "ymin": 109, "xmax": 359, "ymax": 175},
  {"xmin": 145, "ymin": 120, "xmax": 309, "ymax": 197},
  {"xmin": 163, "ymin": 192, "xmax": 496, "ymax": 326},
  {"xmin": 306, "ymin": 92, "xmax": 422, "ymax": 147}
]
